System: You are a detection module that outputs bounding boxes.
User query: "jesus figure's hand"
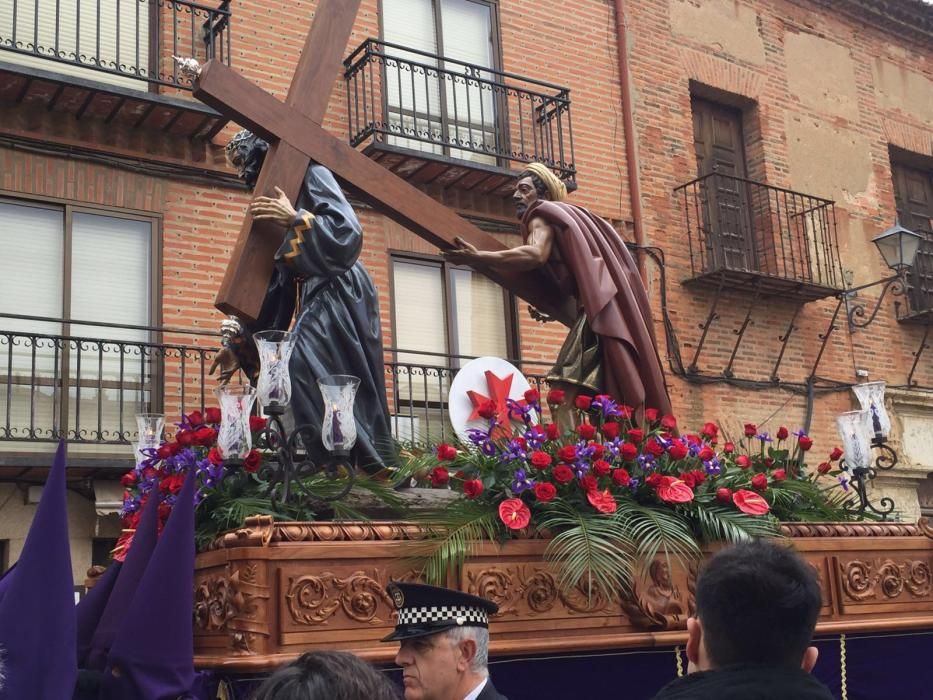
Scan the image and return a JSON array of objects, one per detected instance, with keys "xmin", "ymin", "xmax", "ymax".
[
  {"xmin": 441, "ymin": 237, "xmax": 483, "ymax": 265},
  {"xmin": 250, "ymin": 186, "xmax": 298, "ymax": 227}
]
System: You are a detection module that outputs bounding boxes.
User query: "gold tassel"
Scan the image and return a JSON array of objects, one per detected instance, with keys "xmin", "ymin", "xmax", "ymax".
[
  {"xmin": 674, "ymin": 645, "xmax": 685, "ymax": 677},
  {"xmin": 839, "ymin": 634, "xmax": 848, "ymax": 700}
]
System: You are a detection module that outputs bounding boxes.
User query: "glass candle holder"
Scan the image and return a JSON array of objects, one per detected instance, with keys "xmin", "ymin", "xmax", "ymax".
[
  {"xmin": 254, "ymin": 330, "xmax": 297, "ymax": 411},
  {"xmin": 836, "ymin": 410, "xmax": 873, "ymax": 471},
  {"xmin": 852, "ymin": 381, "xmax": 890, "ymax": 441},
  {"xmin": 135, "ymin": 413, "xmax": 165, "ymax": 463},
  {"xmin": 215, "ymin": 385, "xmax": 258, "ymax": 460},
  {"xmin": 319, "ymin": 375, "xmax": 360, "ymax": 454}
]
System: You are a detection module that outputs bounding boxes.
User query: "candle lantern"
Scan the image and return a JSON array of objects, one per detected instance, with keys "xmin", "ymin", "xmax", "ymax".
[
  {"xmin": 319, "ymin": 375, "xmax": 360, "ymax": 455},
  {"xmin": 134, "ymin": 413, "xmax": 165, "ymax": 463},
  {"xmin": 852, "ymin": 381, "xmax": 890, "ymax": 442},
  {"xmin": 215, "ymin": 385, "xmax": 257, "ymax": 460},
  {"xmin": 254, "ymin": 330, "xmax": 297, "ymax": 413}
]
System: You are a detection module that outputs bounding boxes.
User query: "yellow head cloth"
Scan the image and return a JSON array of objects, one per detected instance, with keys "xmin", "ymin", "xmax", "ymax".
[{"xmin": 523, "ymin": 163, "xmax": 568, "ymax": 202}]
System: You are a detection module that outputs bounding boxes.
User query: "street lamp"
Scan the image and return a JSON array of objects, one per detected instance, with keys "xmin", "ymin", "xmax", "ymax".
[{"xmin": 848, "ymin": 222, "xmax": 922, "ymax": 329}]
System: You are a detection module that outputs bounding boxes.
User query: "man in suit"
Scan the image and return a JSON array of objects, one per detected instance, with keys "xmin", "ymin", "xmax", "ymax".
[{"xmin": 383, "ymin": 582, "xmax": 508, "ymax": 700}]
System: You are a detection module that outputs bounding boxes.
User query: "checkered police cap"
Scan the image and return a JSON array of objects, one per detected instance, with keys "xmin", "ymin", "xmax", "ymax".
[{"xmin": 381, "ymin": 582, "xmax": 498, "ymax": 642}]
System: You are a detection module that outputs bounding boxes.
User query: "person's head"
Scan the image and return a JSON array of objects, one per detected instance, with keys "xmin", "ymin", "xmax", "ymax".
[
  {"xmin": 382, "ymin": 582, "xmax": 498, "ymax": 700},
  {"xmin": 687, "ymin": 540, "xmax": 822, "ymax": 674},
  {"xmin": 225, "ymin": 129, "xmax": 269, "ymax": 190},
  {"xmin": 513, "ymin": 163, "xmax": 575, "ymax": 219},
  {"xmin": 394, "ymin": 626, "xmax": 489, "ymax": 700},
  {"xmin": 250, "ymin": 650, "xmax": 399, "ymax": 700}
]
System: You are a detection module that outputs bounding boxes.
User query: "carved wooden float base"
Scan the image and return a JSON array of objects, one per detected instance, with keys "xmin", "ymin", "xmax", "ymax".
[{"xmin": 193, "ymin": 517, "xmax": 933, "ymax": 672}]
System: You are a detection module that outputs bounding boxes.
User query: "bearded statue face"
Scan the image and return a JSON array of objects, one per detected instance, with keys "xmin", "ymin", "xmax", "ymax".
[
  {"xmin": 225, "ymin": 131, "xmax": 269, "ymax": 190},
  {"xmin": 513, "ymin": 174, "xmax": 544, "ymax": 219}
]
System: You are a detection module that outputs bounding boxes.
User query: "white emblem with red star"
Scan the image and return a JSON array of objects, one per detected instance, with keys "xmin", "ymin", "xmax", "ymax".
[{"xmin": 448, "ymin": 357, "xmax": 539, "ymax": 443}]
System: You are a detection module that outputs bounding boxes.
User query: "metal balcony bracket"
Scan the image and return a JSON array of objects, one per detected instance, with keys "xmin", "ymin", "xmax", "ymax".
[
  {"xmin": 809, "ymin": 297, "xmax": 845, "ymax": 381},
  {"xmin": 907, "ymin": 321, "xmax": 932, "ymax": 387},
  {"xmin": 686, "ymin": 274, "xmax": 726, "ymax": 375},
  {"xmin": 723, "ymin": 279, "xmax": 762, "ymax": 379},
  {"xmin": 770, "ymin": 303, "xmax": 803, "ymax": 383}
]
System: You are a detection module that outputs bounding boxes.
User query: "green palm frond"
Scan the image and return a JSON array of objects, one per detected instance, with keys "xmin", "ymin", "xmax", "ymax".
[
  {"xmin": 769, "ymin": 479, "xmax": 864, "ymax": 521},
  {"xmin": 620, "ymin": 504, "xmax": 701, "ymax": 575},
  {"xmin": 537, "ymin": 500, "xmax": 637, "ymax": 601},
  {"xmin": 689, "ymin": 504, "xmax": 780, "ymax": 543}
]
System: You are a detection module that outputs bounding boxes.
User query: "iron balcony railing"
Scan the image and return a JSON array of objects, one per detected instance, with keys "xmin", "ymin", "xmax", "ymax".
[
  {"xmin": 0, "ymin": 0, "xmax": 231, "ymax": 89},
  {"xmin": 903, "ymin": 230, "xmax": 933, "ymax": 321},
  {"xmin": 344, "ymin": 38, "xmax": 576, "ymax": 180},
  {"xmin": 0, "ymin": 317, "xmax": 555, "ymax": 453},
  {"xmin": 675, "ymin": 172, "xmax": 845, "ymax": 291}
]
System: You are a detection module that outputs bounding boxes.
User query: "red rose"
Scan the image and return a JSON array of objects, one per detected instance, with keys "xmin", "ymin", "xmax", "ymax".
[
  {"xmin": 619, "ymin": 405, "xmax": 634, "ymax": 419},
  {"xmin": 156, "ymin": 443, "xmax": 176, "ymax": 459},
  {"xmin": 620, "ymin": 442, "xmax": 638, "ymax": 461},
  {"xmin": 645, "ymin": 473, "xmax": 663, "ymax": 487},
  {"xmin": 685, "ymin": 433, "xmax": 702, "ymax": 446},
  {"xmin": 553, "ymin": 464, "xmax": 574, "ymax": 484},
  {"xmin": 194, "ymin": 426, "xmax": 217, "ymax": 446},
  {"xmin": 205, "ymin": 407, "xmax": 222, "ymax": 424},
  {"xmin": 592, "ymin": 459, "xmax": 611, "ymax": 476},
  {"xmin": 681, "ymin": 472, "xmax": 696, "ymax": 488},
  {"xmin": 243, "ymin": 449, "xmax": 262, "ymax": 473},
  {"xmin": 142, "ymin": 467, "xmax": 158, "ymax": 481},
  {"xmin": 430, "ymin": 467, "xmax": 450, "ymax": 487},
  {"xmin": 587, "ymin": 488, "xmax": 618, "ymax": 514},
  {"xmin": 744, "ymin": 423, "xmax": 758, "ymax": 437},
  {"xmin": 667, "ymin": 440, "xmax": 689, "ymax": 461},
  {"xmin": 123, "ymin": 510, "xmax": 141, "ymax": 530},
  {"xmin": 533, "ymin": 482, "xmax": 557, "ymax": 502},
  {"xmin": 514, "ymin": 436, "xmax": 528, "ymax": 450},
  {"xmin": 772, "ymin": 468, "xmax": 786, "ymax": 481},
  {"xmin": 463, "ymin": 479, "xmax": 484, "ymax": 498},
  {"xmin": 575, "ymin": 395, "xmax": 592, "ymax": 410},
  {"xmin": 733, "ymin": 489, "xmax": 770, "ymax": 515},
  {"xmin": 829, "ymin": 447, "xmax": 843, "ymax": 461},
  {"xmin": 698, "ymin": 446, "xmax": 715, "ymax": 462},
  {"xmin": 436, "ymin": 443, "xmax": 458, "ymax": 461},
  {"xmin": 701, "ymin": 422, "xmax": 719, "ymax": 439},
  {"xmin": 590, "ymin": 443, "xmax": 605, "ymax": 459},
  {"xmin": 187, "ymin": 410, "xmax": 204, "ymax": 427},
  {"xmin": 477, "ymin": 400, "xmax": 498, "ymax": 420},
  {"xmin": 751, "ymin": 473, "xmax": 768, "ymax": 490},
  {"xmin": 798, "ymin": 435, "xmax": 813, "ymax": 451},
  {"xmin": 208, "ymin": 447, "xmax": 224, "ymax": 466},
  {"xmin": 524, "ymin": 388, "xmax": 540, "ymax": 404},
  {"xmin": 661, "ymin": 414, "xmax": 678, "ymax": 430},
  {"xmin": 177, "ymin": 431, "xmax": 194, "ymax": 446},
  {"xmin": 655, "ymin": 476, "xmax": 694, "ymax": 503},
  {"xmin": 735, "ymin": 455, "xmax": 751, "ymax": 469},
  {"xmin": 581, "ymin": 474, "xmax": 599, "ymax": 492},
  {"xmin": 158, "ymin": 501, "xmax": 172, "ymax": 523},
  {"xmin": 577, "ymin": 423, "xmax": 596, "ymax": 440},
  {"xmin": 645, "ymin": 438, "xmax": 665, "ymax": 457},
  {"xmin": 776, "ymin": 426, "xmax": 789, "ymax": 440},
  {"xmin": 644, "ymin": 408, "xmax": 659, "ymax": 423},
  {"xmin": 612, "ymin": 468, "xmax": 631, "ymax": 487},
  {"xmin": 499, "ymin": 498, "xmax": 531, "ymax": 530},
  {"xmin": 120, "ymin": 471, "xmax": 137, "ymax": 487},
  {"xmin": 530, "ymin": 451, "xmax": 552, "ymax": 469},
  {"xmin": 546, "ymin": 389, "xmax": 566, "ymax": 405},
  {"xmin": 557, "ymin": 445, "xmax": 577, "ymax": 462},
  {"xmin": 818, "ymin": 462, "xmax": 832, "ymax": 474},
  {"xmin": 690, "ymin": 469, "xmax": 707, "ymax": 485},
  {"xmin": 723, "ymin": 442, "xmax": 735, "ymax": 454},
  {"xmin": 160, "ymin": 473, "xmax": 186, "ymax": 494},
  {"xmin": 249, "ymin": 415, "xmax": 268, "ymax": 432},
  {"xmin": 602, "ymin": 422, "xmax": 620, "ymax": 440},
  {"xmin": 545, "ymin": 423, "xmax": 560, "ymax": 441},
  {"xmin": 764, "ymin": 458, "xmax": 774, "ymax": 468},
  {"xmin": 626, "ymin": 428, "xmax": 644, "ymax": 443},
  {"xmin": 716, "ymin": 487, "xmax": 732, "ymax": 504}
]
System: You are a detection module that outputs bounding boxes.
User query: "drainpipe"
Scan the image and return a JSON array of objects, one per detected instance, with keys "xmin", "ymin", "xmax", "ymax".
[{"xmin": 613, "ymin": 0, "xmax": 648, "ymax": 283}]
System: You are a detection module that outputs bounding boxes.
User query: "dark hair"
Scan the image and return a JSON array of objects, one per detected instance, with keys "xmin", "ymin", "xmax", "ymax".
[
  {"xmin": 250, "ymin": 651, "xmax": 400, "ymax": 700},
  {"xmin": 695, "ymin": 540, "xmax": 821, "ymax": 668},
  {"xmin": 229, "ymin": 133, "xmax": 269, "ymax": 190},
  {"xmin": 518, "ymin": 170, "xmax": 578, "ymax": 200}
]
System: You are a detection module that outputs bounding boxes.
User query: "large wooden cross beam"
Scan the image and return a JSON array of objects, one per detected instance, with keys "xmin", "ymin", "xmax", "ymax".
[{"xmin": 197, "ymin": 0, "xmax": 574, "ymax": 327}]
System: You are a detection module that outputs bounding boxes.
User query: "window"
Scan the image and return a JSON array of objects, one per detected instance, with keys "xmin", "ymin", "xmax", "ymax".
[
  {"xmin": 391, "ymin": 255, "xmax": 515, "ymax": 403},
  {"xmin": 381, "ymin": 0, "xmax": 499, "ymax": 164},
  {"xmin": 892, "ymin": 160, "xmax": 933, "ymax": 315},
  {"xmin": 0, "ymin": 197, "xmax": 157, "ymax": 451}
]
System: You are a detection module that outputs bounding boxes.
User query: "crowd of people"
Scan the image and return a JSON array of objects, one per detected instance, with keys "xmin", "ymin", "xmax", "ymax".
[{"xmin": 251, "ymin": 540, "xmax": 834, "ymax": 700}]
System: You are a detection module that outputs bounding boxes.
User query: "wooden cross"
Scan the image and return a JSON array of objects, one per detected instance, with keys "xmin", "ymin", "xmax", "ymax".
[{"xmin": 196, "ymin": 0, "xmax": 574, "ymax": 326}]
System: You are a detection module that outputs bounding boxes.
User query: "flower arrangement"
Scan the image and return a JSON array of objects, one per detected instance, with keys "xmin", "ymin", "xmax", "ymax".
[{"xmin": 409, "ymin": 389, "xmax": 860, "ymax": 598}]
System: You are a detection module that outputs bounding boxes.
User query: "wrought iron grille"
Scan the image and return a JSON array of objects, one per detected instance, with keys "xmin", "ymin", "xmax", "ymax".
[
  {"xmin": 903, "ymin": 230, "xmax": 933, "ymax": 319},
  {"xmin": 675, "ymin": 172, "xmax": 845, "ymax": 291},
  {"xmin": 0, "ymin": 0, "xmax": 231, "ymax": 89},
  {"xmin": 344, "ymin": 38, "xmax": 575, "ymax": 180}
]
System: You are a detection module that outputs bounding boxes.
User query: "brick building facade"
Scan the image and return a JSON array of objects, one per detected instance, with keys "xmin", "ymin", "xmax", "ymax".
[{"xmin": 0, "ymin": 0, "xmax": 930, "ymax": 581}]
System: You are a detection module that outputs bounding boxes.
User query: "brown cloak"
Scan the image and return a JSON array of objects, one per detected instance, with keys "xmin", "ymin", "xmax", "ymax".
[{"xmin": 523, "ymin": 200, "xmax": 672, "ymax": 415}]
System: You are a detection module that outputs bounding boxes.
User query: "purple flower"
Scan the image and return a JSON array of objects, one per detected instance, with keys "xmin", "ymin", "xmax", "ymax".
[
  {"xmin": 604, "ymin": 437, "xmax": 623, "ymax": 458},
  {"xmin": 838, "ymin": 474, "xmax": 850, "ymax": 492},
  {"xmin": 792, "ymin": 429, "xmax": 808, "ymax": 438},
  {"xmin": 504, "ymin": 439, "xmax": 528, "ymax": 462},
  {"xmin": 704, "ymin": 457, "xmax": 722, "ymax": 476},
  {"xmin": 591, "ymin": 395, "xmax": 622, "ymax": 419},
  {"xmin": 637, "ymin": 453, "xmax": 656, "ymax": 471},
  {"xmin": 480, "ymin": 440, "xmax": 497, "ymax": 457},
  {"xmin": 757, "ymin": 432, "xmax": 773, "ymax": 443},
  {"xmin": 466, "ymin": 427, "xmax": 491, "ymax": 446},
  {"xmin": 629, "ymin": 478, "xmax": 640, "ymax": 491},
  {"xmin": 506, "ymin": 398, "xmax": 533, "ymax": 425},
  {"xmin": 511, "ymin": 469, "xmax": 535, "ymax": 493}
]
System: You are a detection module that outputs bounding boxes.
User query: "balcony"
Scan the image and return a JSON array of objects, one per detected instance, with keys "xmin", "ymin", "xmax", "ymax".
[
  {"xmin": 343, "ymin": 38, "xmax": 575, "ymax": 198},
  {"xmin": 0, "ymin": 0, "xmax": 232, "ymax": 139},
  {"xmin": 675, "ymin": 172, "xmax": 846, "ymax": 302},
  {"xmin": 0, "ymin": 318, "xmax": 552, "ymax": 480}
]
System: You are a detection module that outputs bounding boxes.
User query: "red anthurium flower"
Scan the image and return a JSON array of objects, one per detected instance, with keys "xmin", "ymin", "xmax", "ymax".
[
  {"xmin": 656, "ymin": 476, "xmax": 694, "ymax": 503},
  {"xmin": 612, "ymin": 468, "xmax": 631, "ymax": 487},
  {"xmin": 546, "ymin": 389, "xmax": 566, "ymax": 405},
  {"xmin": 530, "ymin": 451, "xmax": 552, "ymax": 469},
  {"xmin": 818, "ymin": 462, "xmax": 832, "ymax": 474},
  {"xmin": 587, "ymin": 489, "xmax": 618, "ymax": 514},
  {"xmin": 499, "ymin": 498, "xmax": 531, "ymax": 530},
  {"xmin": 575, "ymin": 395, "xmax": 593, "ymax": 410},
  {"xmin": 244, "ymin": 449, "xmax": 262, "ymax": 473},
  {"xmin": 463, "ymin": 479, "xmax": 484, "ymax": 498},
  {"xmin": 602, "ymin": 422, "xmax": 620, "ymax": 440},
  {"xmin": 716, "ymin": 487, "xmax": 732, "ymax": 504},
  {"xmin": 581, "ymin": 474, "xmax": 599, "ymax": 492},
  {"xmin": 533, "ymin": 482, "xmax": 556, "ymax": 502},
  {"xmin": 552, "ymin": 464, "xmax": 574, "ymax": 484},
  {"xmin": 644, "ymin": 408, "xmax": 659, "ymax": 423},
  {"xmin": 557, "ymin": 445, "xmax": 577, "ymax": 462},
  {"xmin": 524, "ymin": 388, "xmax": 540, "ymax": 404},
  {"xmin": 798, "ymin": 435, "xmax": 813, "ymax": 451},
  {"xmin": 592, "ymin": 459, "xmax": 611, "ymax": 477},
  {"xmin": 661, "ymin": 414, "xmax": 678, "ymax": 430},
  {"xmin": 751, "ymin": 473, "xmax": 768, "ymax": 490},
  {"xmin": 577, "ymin": 423, "xmax": 596, "ymax": 440},
  {"xmin": 772, "ymin": 468, "xmax": 786, "ymax": 481},
  {"xmin": 744, "ymin": 423, "xmax": 757, "ymax": 437},
  {"xmin": 735, "ymin": 455, "xmax": 751, "ymax": 469},
  {"xmin": 776, "ymin": 426, "xmax": 789, "ymax": 440},
  {"xmin": 436, "ymin": 443, "xmax": 458, "ymax": 461},
  {"xmin": 620, "ymin": 442, "xmax": 638, "ymax": 461},
  {"xmin": 733, "ymin": 489, "xmax": 770, "ymax": 515},
  {"xmin": 430, "ymin": 467, "xmax": 450, "ymax": 487},
  {"xmin": 204, "ymin": 407, "xmax": 222, "ymax": 424},
  {"xmin": 829, "ymin": 447, "xmax": 843, "ymax": 461}
]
